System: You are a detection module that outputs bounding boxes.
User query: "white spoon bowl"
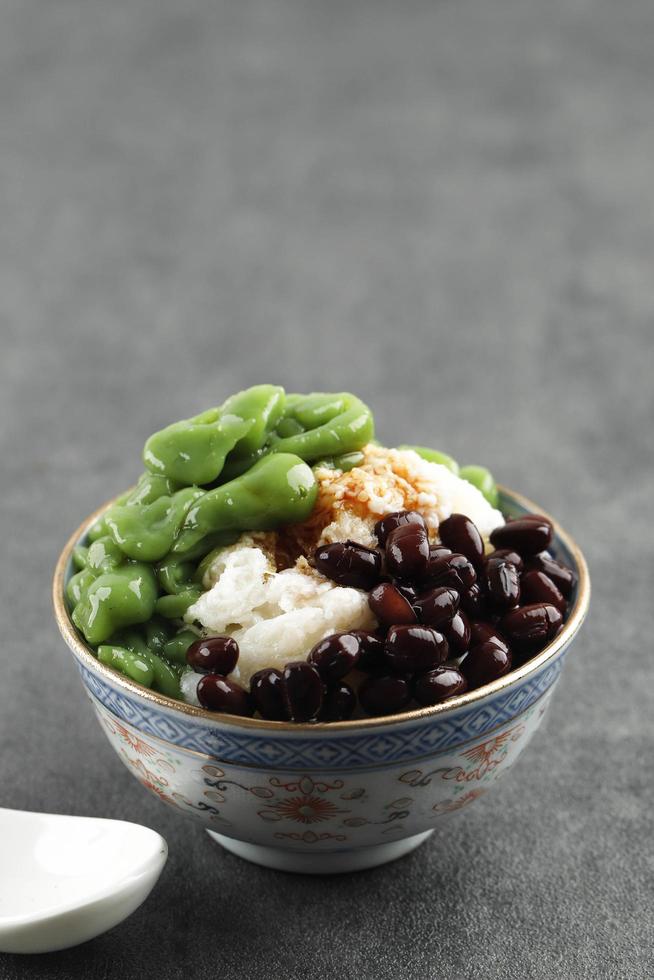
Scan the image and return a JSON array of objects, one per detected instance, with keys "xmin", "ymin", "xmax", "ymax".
[{"xmin": 0, "ymin": 809, "xmax": 167, "ymax": 954}]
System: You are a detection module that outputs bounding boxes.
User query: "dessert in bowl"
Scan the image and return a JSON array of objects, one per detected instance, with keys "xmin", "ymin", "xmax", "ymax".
[{"xmin": 54, "ymin": 387, "xmax": 589, "ymax": 873}]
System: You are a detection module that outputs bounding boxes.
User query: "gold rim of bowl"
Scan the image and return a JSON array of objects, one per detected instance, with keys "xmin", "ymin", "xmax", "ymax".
[{"xmin": 53, "ymin": 486, "xmax": 590, "ymax": 733}]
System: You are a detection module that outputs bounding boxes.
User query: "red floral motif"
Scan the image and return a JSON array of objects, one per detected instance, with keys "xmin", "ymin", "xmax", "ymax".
[
  {"xmin": 432, "ymin": 789, "xmax": 487, "ymax": 815},
  {"xmin": 124, "ymin": 755, "xmax": 177, "ymax": 806},
  {"xmin": 399, "ymin": 721, "xmax": 527, "ymax": 787},
  {"xmin": 257, "ymin": 775, "xmax": 347, "ymax": 824},
  {"xmin": 260, "ymin": 795, "xmax": 346, "ymax": 824},
  {"xmin": 103, "ymin": 716, "xmax": 159, "ymax": 757},
  {"xmin": 101, "ymin": 714, "xmax": 175, "ymax": 773},
  {"xmin": 461, "ymin": 726, "xmax": 525, "ymax": 766},
  {"xmin": 125, "ymin": 756, "xmax": 226, "ymax": 821},
  {"xmin": 125, "ymin": 755, "xmax": 170, "ymax": 787}
]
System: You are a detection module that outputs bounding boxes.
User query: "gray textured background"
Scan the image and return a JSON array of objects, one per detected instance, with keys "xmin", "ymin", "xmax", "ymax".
[{"xmin": 1, "ymin": 0, "xmax": 653, "ymax": 977}]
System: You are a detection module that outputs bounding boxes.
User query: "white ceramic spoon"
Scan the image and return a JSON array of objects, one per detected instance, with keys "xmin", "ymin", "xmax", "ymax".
[{"xmin": 0, "ymin": 808, "xmax": 167, "ymax": 954}]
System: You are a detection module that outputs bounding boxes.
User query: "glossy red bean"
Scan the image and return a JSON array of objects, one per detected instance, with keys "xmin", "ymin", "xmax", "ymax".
[
  {"xmin": 385, "ymin": 523, "xmax": 430, "ymax": 582},
  {"xmin": 442, "ymin": 611, "xmax": 472, "ymax": 654},
  {"xmin": 490, "ymin": 518, "xmax": 553, "ymax": 557},
  {"xmin": 501, "ymin": 603, "xmax": 563, "ymax": 652},
  {"xmin": 427, "ymin": 545, "xmax": 452, "ymax": 568},
  {"xmin": 394, "ymin": 583, "xmax": 419, "ymax": 603},
  {"xmin": 374, "ymin": 510, "xmax": 426, "ymax": 547},
  {"xmin": 313, "ymin": 541, "xmax": 382, "ymax": 589},
  {"xmin": 352, "ymin": 630, "xmax": 386, "ymax": 671},
  {"xmin": 186, "ymin": 635, "xmax": 239, "ymax": 675},
  {"xmin": 526, "ymin": 552, "xmax": 577, "ymax": 598},
  {"xmin": 250, "ymin": 668, "xmax": 287, "ymax": 720},
  {"xmin": 318, "ymin": 682, "xmax": 357, "ymax": 721},
  {"xmin": 359, "ymin": 675, "xmax": 411, "ymax": 716},
  {"xmin": 368, "ymin": 582, "xmax": 418, "ymax": 626},
  {"xmin": 197, "ymin": 675, "xmax": 254, "ymax": 716},
  {"xmin": 459, "ymin": 581, "xmax": 489, "ymax": 618},
  {"xmin": 414, "ymin": 587, "xmax": 460, "ymax": 627},
  {"xmin": 281, "ymin": 662, "xmax": 324, "ymax": 722},
  {"xmin": 469, "ymin": 622, "xmax": 510, "ymax": 653},
  {"xmin": 438, "ymin": 513, "xmax": 485, "ymax": 568},
  {"xmin": 385, "ymin": 625, "xmax": 449, "ymax": 673},
  {"xmin": 484, "ymin": 556, "xmax": 521, "ymax": 609},
  {"xmin": 521, "ymin": 570, "xmax": 566, "ymax": 613},
  {"xmin": 461, "ymin": 642, "xmax": 512, "ymax": 689},
  {"xmin": 414, "ymin": 666, "xmax": 468, "ymax": 705},
  {"xmin": 427, "ymin": 553, "xmax": 477, "ymax": 591},
  {"xmin": 488, "ymin": 548, "xmax": 524, "ymax": 572},
  {"xmin": 308, "ymin": 633, "xmax": 361, "ymax": 682}
]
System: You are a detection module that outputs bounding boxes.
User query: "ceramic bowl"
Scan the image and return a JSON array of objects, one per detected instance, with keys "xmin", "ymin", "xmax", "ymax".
[{"xmin": 53, "ymin": 489, "xmax": 589, "ymax": 874}]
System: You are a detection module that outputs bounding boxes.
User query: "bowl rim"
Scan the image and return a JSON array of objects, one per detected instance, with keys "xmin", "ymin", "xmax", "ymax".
[{"xmin": 53, "ymin": 486, "xmax": 590, "ymax": 733}]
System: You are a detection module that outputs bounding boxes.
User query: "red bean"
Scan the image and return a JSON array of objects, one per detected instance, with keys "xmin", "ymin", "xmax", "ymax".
[
  {"xmin": 442, "ymin": 611, "xmax": 472, "ymax": 654},
  {"xmin": 414, "ymin": 586, "xmax": 460, "ymax": 627},
  {"xmin": 197, "ymin": 675, "xmax": 254, "ymax": 716},
  {"xmin": 488, "ymin": 548, "xmax": 524, "ymax": 572},
  {"xmin": 394, "ymin": 583, "xmax": 419, "ymax": 603},
  {"xmin": 438, "ymin": 514, "xmax": 485, "ymax": 568},
  {"xmin": 359, "ymin": 675, "xmax": 411, "ymax": 716},
  {"xmin": 385, "ymin": 625, "xmax": 449, "ymax": 673},
  {"xmin": 501, "ymin": 603, "xmax": 563, "ymax": 652},
  {"xmin": 459, "ymin": 582, "xmax": 489, "ymax": 618},
  {"xmin": 490, "ymin": 518, "xmax": 553, "ymax": 557},
  {"xmin": 250, "ymin": 668, "xmax": 287, "ymax": 720},
  {"xmin": 186, "ymin": 635, "xmax": 239, "ymax": 675},
  {"xmin": 313, "ymin": 541, "xmax": 382, "ymax": 589},
  {"xmin": 246, "ymin": 507, "xmax": 575, "ymax": 723},
  {"xmin": 469, "ymin": 622, "xmax": 510, "ymax": 653},
  {"xmin": 526, "ymin": 552, "xmax": 577, "ymax": 598},
  {"xmin": 318, "ymin": 682, "xmax": 357, "ymax": 721},
  {"xmin": 281, "ymin": 662, "xmax": 324, "ymax": 722},
  {"xmin": 484, "ymin": 556, "xmax": 521, "ymax": 609},
  {"xmin": 352, "ymin": 630, "xmax": 386, "ymax": 671},
  {"xmin": 385, "ymin": 523, "xmax": 430, "ymax": 581},
  {"xmin": 427, "ymin": 545, "xmax": 453, "ymax": 567},
  {"xmin": 521, "ymin": 570, "xmax": 566, "ymax": 613},
  {"xmin": 374, "ymin": 510, "xmax": 426, "ymax": 547},
  {"xmin": 414, "ymin": 666, "xmax": 468, "ymax": 705},
  {"xmin": 368, "ymin": 582, "xmax": 418, "ymax": 626},
  {"xmin": 461, "ymin": 642, "xmax": 512, "ymax": 689},
  {"xmin": 308, "ymin": 633, "xmax": 361, "ymax": 682},
  {"xmin": 427, "ymin": 553, "xmax": 477, "ymax": 591}
]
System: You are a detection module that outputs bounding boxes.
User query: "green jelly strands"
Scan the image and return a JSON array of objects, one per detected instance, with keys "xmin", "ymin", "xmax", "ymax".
[
  {"xmin": 171, "ymin": 453, "xmax": 318, "ymax": 555},
  {"xmin": 220, "ymin": 384, "xmax": 286, "ymax": 459},
  {"xmin": 65, "ymin": 385, "xmax": 386, "ymax": 693},
  {"xmin": 105, "ymin": 487, "xmax": 204, "ymax": 562},
  {"xmin": 144, "ymin": 411, "xmax": 252, "ymax": 486},
  {"xmin": 71, "ymin": 562, "xmax": 159, "ymax": 645},
  {"xmin": 269, "ymin": 392, "xmax": 374, "ymax": 461}
]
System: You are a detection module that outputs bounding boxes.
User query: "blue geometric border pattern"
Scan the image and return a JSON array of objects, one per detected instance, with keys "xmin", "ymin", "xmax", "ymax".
[{"xmin": 77, "ymin": 654, "xmax": 566, "ymax": 770}]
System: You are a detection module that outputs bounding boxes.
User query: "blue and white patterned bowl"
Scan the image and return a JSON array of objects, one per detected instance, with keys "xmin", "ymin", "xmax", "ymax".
[{"xmin": 53, "ymin": 489, "xmax": 589, "ymax": 874}]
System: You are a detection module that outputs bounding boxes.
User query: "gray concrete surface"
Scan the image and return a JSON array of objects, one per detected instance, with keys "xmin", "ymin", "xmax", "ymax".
[{"xmin": 1, "ymin": 0, "xmax": 653, "ymax": 977}]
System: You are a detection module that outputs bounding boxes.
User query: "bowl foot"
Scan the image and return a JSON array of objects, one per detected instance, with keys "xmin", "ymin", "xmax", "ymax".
[{"xmin": 206, "ymin": 829, "xmax": 434, "ymax": 874}]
